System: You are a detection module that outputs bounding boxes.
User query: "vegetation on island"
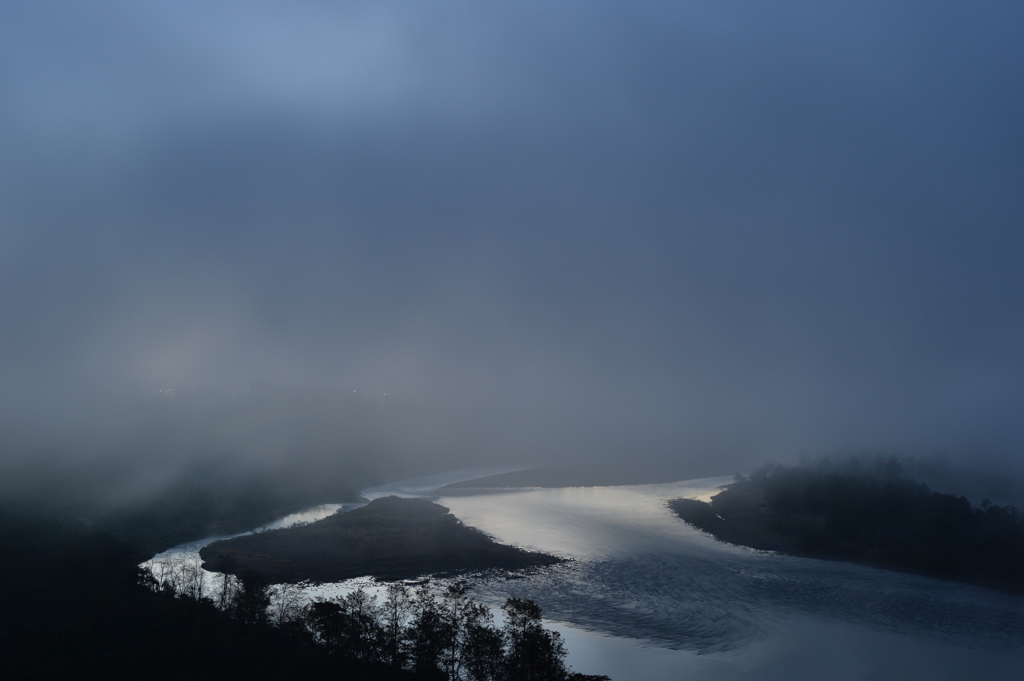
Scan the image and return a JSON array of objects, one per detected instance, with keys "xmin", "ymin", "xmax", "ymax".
[
  {"xmin": 201, "ymin": 496, "xmax": 561, "ymax": 582},
  {"xmin": 669, "ymin": 456, "xmax": 1024, "ymax": 591}
]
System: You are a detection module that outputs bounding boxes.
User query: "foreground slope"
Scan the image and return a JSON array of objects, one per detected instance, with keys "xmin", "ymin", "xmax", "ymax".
[{"xmin": 0, "ymin": 507, "xmax": 415, "ymax": 681}]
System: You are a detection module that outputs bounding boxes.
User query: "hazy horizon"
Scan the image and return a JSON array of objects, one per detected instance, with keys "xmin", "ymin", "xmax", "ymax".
[{"xmin": 2, "ymin": 2, "xmax": 1022, "ymax": 504}]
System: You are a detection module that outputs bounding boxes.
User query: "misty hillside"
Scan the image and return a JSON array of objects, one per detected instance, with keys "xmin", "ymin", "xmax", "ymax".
[{"xmin": 670, "ymin": 458, "xmax": 1024, "ymax": 591}]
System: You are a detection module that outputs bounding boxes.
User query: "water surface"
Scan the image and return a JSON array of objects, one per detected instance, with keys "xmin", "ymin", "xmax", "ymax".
[{"xmin": 148, "ymin": 471, "xmax": 1024, "ymax": 680}]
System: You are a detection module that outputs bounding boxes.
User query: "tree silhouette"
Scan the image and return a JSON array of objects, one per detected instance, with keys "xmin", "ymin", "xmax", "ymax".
[
  {"xmin": 501, "ymin": 597, "xmax": 568, "ymax": 681},
  {"xmin": 231, "ymin": 569, "xmax": 271, "ymax": 625}
]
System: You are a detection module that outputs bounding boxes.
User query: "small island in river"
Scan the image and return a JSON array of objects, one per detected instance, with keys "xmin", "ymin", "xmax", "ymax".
[
  {"xmin": 201, "ymin": 495, "xmax": 560, "ymax": 582},
  {"xmin": 669, "ymin": 457, "xmax": 1024, "ymax": 592}
]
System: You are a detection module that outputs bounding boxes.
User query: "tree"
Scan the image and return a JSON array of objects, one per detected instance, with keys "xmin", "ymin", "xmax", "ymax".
[
  {"xmin": 501, "ymin": 597, "xmax": 568, "ymax": 681},
  {"xmin": 148, "ymin": 554, "xmax": 208, "ymax": 601},
  {"xmin": 339, "ymin": 587, "xmax": 384, "ymax": 661},
  {"xmin": 216, "ymin": 552, "xmax": 239, "ymax": 610},
  {"xmin": 461, "ymin": 605, "xmax": 504, "ymax": 681},
  {"xmin": 305, "ymin": 599, "xmax": 348, "ymax": 649},
  {"xmin": 409, "ymin": 582, "xmax": 452, "ymax": 679},
  {"xmin": 382, "ymin": 582, "xmax": 412, "ymax": 668},
  {"xmin": 303, "ymin": 587, "xmax": 384, "ymax": 661},
  {"xmin": 269, "ymin": 581, "xmax": 304, "ymax": 626},
  {"xmin": 231, "ymin": 569, "xmax": 271, "ymax": 626},
  {"xmin": 438, "ymin": 583, "xmax": 498, "ymax": 681}
]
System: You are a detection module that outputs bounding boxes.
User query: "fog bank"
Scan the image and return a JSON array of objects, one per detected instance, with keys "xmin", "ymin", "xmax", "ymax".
[{"xmin": 2, "ymin": 2, "xmax": 1022, "ymax": 505}]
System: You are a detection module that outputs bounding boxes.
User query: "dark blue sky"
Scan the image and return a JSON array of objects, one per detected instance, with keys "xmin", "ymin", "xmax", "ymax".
[{"xmin": 1, "ymin": 2, "xmax": 1022, "ymax": 471}]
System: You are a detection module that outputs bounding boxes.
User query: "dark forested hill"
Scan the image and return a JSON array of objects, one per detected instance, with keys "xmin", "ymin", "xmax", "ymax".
[
  {"xmin": 201, "ymin": 496, "xmax": 560, "ymax": 582},
  {"xmin": 669, "ymin": 457, "xmax": 1024, "ymax": 591}
]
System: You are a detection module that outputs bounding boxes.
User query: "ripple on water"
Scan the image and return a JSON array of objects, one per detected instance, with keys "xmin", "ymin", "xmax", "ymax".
[
  {"xmin": 460, "ymin": 552, "xmax": 1024, "ymax": 654},
  {"xmin": 144, "ymin": 472, "xmax": 1024, "ymax": 675}
]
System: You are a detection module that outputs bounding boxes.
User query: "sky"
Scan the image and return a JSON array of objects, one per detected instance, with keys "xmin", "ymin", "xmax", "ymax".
[{"xmin": 1, "ymin": 1, "xmax": 1022, "ymax": 482}]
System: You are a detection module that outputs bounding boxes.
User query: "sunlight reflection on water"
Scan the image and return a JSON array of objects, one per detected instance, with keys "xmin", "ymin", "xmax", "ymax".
[
  {"xmin": 438, "ymin": 478, "xmax": 736, "ymax": 559},
  {"xmin": 146, "ymin": 470, "xmax": 1024, "ymax": 681}
]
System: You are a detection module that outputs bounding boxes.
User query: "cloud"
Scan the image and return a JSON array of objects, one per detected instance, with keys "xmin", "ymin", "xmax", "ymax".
[{"xmin": 0, "ymin": 1, "xmax": 1022, "ymax": 495}]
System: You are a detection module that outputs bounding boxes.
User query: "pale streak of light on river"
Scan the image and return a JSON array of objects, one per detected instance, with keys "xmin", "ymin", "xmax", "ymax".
[{"xmin": 144, "ymin": 470, "xmax": 1024, "ymax": 681}]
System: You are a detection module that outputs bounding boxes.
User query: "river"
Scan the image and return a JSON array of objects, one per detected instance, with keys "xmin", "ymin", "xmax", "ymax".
[{"xmin": 145, "ymin": 469, "xmax": 1024, "ymax": 680}]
